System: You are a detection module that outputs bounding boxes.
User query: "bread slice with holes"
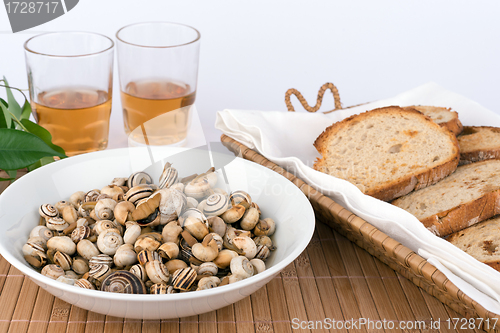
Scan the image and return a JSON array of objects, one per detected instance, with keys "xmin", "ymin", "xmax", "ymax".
[
  {"xmin": 458, "ymin": 126, "xmax": 500, "ymax": 165},
  {"xmin": 406, "ymin": 105, "xmax": 463, "ymax": 135},
  {"xmin": 313, "ymin": 106, "xmax": 460, "ymax": 202},
  {"xmin": 448, "ymin": 216, "xmax": 500, "ymax": 271},
  {"xmin": 392, "ymin": 159, "xmax": 500, "ymax": 237}
]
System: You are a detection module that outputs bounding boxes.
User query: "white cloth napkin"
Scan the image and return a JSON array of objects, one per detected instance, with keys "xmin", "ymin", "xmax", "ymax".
[{"xmin": 215, "ymin": 82, "xmax": 500, "ymax": 315}]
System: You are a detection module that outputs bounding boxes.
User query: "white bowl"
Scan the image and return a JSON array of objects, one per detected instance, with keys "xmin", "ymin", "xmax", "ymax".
[{"xmin": 0, "ymin": 147, "xmax": 315, "ymax": 319}]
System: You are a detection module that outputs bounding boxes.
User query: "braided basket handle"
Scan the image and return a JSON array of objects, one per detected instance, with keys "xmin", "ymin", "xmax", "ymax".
[{"xmin": 285, "ymin": 82, "xmax": 342, "ymax": 113}]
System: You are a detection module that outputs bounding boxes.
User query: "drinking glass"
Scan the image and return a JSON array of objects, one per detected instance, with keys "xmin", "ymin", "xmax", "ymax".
[
  {"xmin": 116, "ymin": 22, "xmax": 200, "ymax": 146},
  {"xmin": 24, "ymin": 32, "xmax": 114, "ymax": 156}
]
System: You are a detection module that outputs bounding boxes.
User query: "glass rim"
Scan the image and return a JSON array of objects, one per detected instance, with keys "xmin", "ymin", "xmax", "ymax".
[
  {"xmin": 116, "ymin": 21, "xmax": 200, "ymax": 49},
  {"xmin": 24, "ymin": 31, "xmax": 114, "ymax": 58}
]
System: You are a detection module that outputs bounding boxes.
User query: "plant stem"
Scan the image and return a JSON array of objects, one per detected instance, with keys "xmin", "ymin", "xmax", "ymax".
[
  {"xmin": 8, "ymin": 111, "xmax": 29, "ymax": 132},
  {"xmin": 0, "ymin": 83, "xmax": 28, "ymax": 101}
]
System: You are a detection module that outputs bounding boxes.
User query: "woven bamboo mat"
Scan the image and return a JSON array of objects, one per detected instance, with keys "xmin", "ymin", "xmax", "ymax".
[{"xmin": 0, "ymin": 220, "xmax": 483, "ymax": 333}]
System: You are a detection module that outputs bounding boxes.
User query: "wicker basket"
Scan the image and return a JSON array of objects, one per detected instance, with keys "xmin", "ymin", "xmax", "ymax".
[{"xmin": 220, "ymin": 82, "xmax": 500, "ymax": 332}]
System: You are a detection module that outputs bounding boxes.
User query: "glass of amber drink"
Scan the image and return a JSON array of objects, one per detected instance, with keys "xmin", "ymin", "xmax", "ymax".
[
  {"xmin": 24, "ymin": 32, "xmax": 114, "ymax": 156},
  {"xmin": 116, "ymin": 22, "xmax": 200, "ymax": 146}
]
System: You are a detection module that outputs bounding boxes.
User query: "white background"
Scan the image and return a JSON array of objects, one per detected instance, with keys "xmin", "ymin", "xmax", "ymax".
[{"xmin": 1, "ymin": 0, "xmax": 500, "ymax": 148}]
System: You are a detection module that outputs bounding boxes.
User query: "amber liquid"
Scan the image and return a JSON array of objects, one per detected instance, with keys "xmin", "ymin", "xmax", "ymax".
[
  {"xmin": 121, "ymin": 80, "xmax": 196, "ymax": 145},
  {"xmin": 33, "ymin": 88, "xmax": 112, "ymax": 156}
]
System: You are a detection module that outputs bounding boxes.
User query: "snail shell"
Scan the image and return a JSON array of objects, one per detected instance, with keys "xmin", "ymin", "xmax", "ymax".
[
  {"xmin": 137, "ymin": 250, "xmax": 160, "ymax": 266},
  {"xmin": 101, "ymin": 185, "xmax": 124, "ymax": 201},
  {"xmin": 84, "ymin": 190, "xmax": 101, "ymax": 202},
  {"xmin": 179, "ymin": 208, "xmax": 209, "ymax": 241},
  {"xmin": 127, "ymin": 171, "xmax": 153, "ymax": 188},
  {"xmin": 229, "ymin": 190, "xmax": 252, "ymax": 209},
  {"xmin": 69, "ymin": 191, "xmax": 85, "ymax": 208},
  {"xmin": 62, "ymin": 205, "xmax": 78, "ymax": 224},
  {"xmin": 72, "ymin": 257, "xmax": 90, "ymax": 275},
  {"xmin": 134, "ymin": 236, "xmax": 161, "ymax": 253},
  {"xmin": 114, "ymin": 244, "xmax": 138, "ymax": 267},
  {"xmin": 165, "ymin": 259, "xmax": 188, "ymax": 275},
  {"xmin": 207, "ymin": 216, "xmax": 226, "ymax": 237},
  {"xmin": 101, "ymin": 270, "xmax": 147, "ymax": 294},
  {"xmin": 94, "ymin": 220, "xmax": 117, "ymax": 236},
  {"xmin": 29, "ymin": 226, "xmax": 53, "ymax": 241},
  {"xmin": 88, "ymin": 264, "xmax": 112, "ymax": 288},
  {"xmin": 39, "ymin": 204, "xmax": 58, "ymax": 219},
  {"xmin": 77, "ymin": 239, "xmax": 100, "ymax": 260},
  {"xmin": 97, "ymin": 229, "xmax": 124, "ymax": 256},
  {"xmin": 220, "ymin": 205, "xmax": 246, "ymax": 224},
  {"xmin": 41, "ymin": 264, "xmax": 65, "ymax": 280},
  {"xmin": 158, "ymin": 188, "xmax": 186, "ymax": 223},
  {"xmin": 46, "ymin": 217, "xmax": 69, "ymax": 231},
  {"xmin": 150, "ymin": 283, "xmax": 168, "ymax": 294},
  {"xmin": 232, "ymin": 236, "xmax": 257, "ymax": 259},
  {"xmin": 213, "ymin": 249, "xmax": 239, "ymax": 269},
  {"xmin": 172, "ymin": 267, "xmax": 197, "ymax": 291},
  {"xmin": 114, "ymin": 201, "xmax": 135, "ymax": 225},
  {"xmin": 250, "ymin": 258, "xmax": 266, "ymax": 274},
  {"xmin": 197, "ymin": 262, "xmax": 218, "ymax": 278},
  {"xmin": 158, "ymin": 242, "xmax": 179, "ymax": 260},
  {"xmin": 159, "ymin": 163, "xmax": 179, "ymax": 189},
  {"xmin": 47, "ymin": 236, "xmax": 76, "ymax": 256},
  {"xmin": 184, "ymin": 177, "xmax": 212, "ymax": 200},
  {"xmin": 55, "ymin": 200, "xmax": 70, "ymax": 211},
  {"xmin": 110, "ymin": 177, "xmax": 127, "ymax": 187},
  {"xmin": 124, "ymin": 185, "xmax": 154, "ymax": 205},
  {"xmin": 94, "ymin": 199, "xmax": 117, "ymax": 221},
  {"xmin": 78, "ymin": 201, "xmax": 96, "ymax": 217},
  {"xmin": 129, "ymin": 264, "xmax": 147, "ymax": 282},
  {"xmin": 253, "ymin": 218, "xmax": 276, "ymax": 237},
  {"xmin": 123, "ymin": 222, "xmax": 141, "ymax": 245},
  {"xmin": 240, "ymin": 207, "xmax": 260, "ymax": 231},
  {"xmin": 24, "ymin": 252, "xmax": 47, "ymax": 269},
  {"xmin": 197, "ymin": 276, "xmax": 220, "ymax": 291},
  {"xmin": 255, "ymin": 245, "xmax": 271, "ymax": 261},
  {"xmin": 22, "ymin": 240, "xmax": 46, "ymax": 257},
  {"xmin": 75, "ymin": 278, "xmax": 95, "ymax": 289},
  {"xmin": 161, "ymin": 221, "xmax": 183, "ymax": 244},
  {"xmin": 230, "ymin": 256, "xmax": 254, "ymax": 279},
  {"xmin": 53, "ymin": 251, "xmax": 72, "ymax": 270},
  {"xmin": 89, "ymin": 254, "xmax": 113, "ymax": 268},
  {"xmin": 145, "ymin": 260, "xmax": 170, "ymax": 284},
  {"xmin": 203, "ymin": 193, "xmax": 229, "ymax": 217},
  {"xmin": 186, "ymin": 197, "xmax": 198, "ymax": 209},
  {"xmin": 71, "ymin": 226, "xmax": 91, "ymax": 243}
]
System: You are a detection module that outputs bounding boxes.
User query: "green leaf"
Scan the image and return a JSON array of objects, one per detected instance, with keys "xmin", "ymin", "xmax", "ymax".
[
  {"xmin": 20, "ymin": 100, "xmax": 32, "ymax": 120},
  {"xmin": 0, "ymin": 169, "xmax": 17, "ymax": 181},
  {"xmin": 20, "ymin": 119, "xmax": 66, "ymax": 156},
  {"xmin": 0, "ymin": 128, "xmax": 66, "ymax": 170},
  {"xmin": 0, "ymin": 98, "xmax": 10, "ymax": 129},
  {"xmin": 3, "ymin": 77, "xmax": 22, "ymax": 124},
  {"xmin": 27, "ymin": 156, "xmax": 55, "ymax": 172}
]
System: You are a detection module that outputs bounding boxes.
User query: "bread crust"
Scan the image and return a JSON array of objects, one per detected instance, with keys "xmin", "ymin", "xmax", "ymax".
[
  {"xmin": 421, "ymin": 188, "xmax": 500, "ymax": 237},
  {"xmin": 459, "ymin": 126, "xmax": 500, "ymax": 165},
  {"xmin": 407, "ymin": 106, "xmax": 463, "ymax": 136},
  {"xmin": 314, "ymin": 106, "xmax": 460, "ymax": 202}
]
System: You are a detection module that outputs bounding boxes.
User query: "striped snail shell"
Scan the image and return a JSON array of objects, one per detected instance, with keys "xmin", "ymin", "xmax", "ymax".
[
  {"xmin": 41, "ymin": 264, "xmax": 65, "ymax": 280},
  {"xmin": 74, "ymin": 278, "xmax": 95, "ymax": 289},
  {"xmin": 39, "ymin": 204, "xmax": 58, "ymax": 219},
  {"xmin": 137, "ymin": 250, "xmax": 160, "ymax": 266},
  {"xmin": 84, "ymin": 190, "xmax": 100, "ymax": 202},
  {"xmin": 255, "ymin": 245, "xmax": 271, "ymax": 261},
  {"xmin": 124, "ymin": 185, "xmax": 154, "ymax": 205},
  {"xmin": 145, "ymin": 260, "xmax": 170, "ymax": 284},
  {"xmin": 89, "ymin": 254, "xmax": 113, "ymax": 268},
  {"xmin": 71, "ymin": 226, "xmax": 91, "ymax": 243},
  {"xmin": 203, "ymin": 193, "xmax": 229, "ymax": 217},
  {"xmin": 159, "ymin": 163, "xmax": 178, "ymax": 189},
  {"xmin": 45, "ymin": 217, "xmax": 69, "ymax": 231},
  {"xmin": 94, "ymin": 199, "xmax": 117, "ymax": 221},
  {"xmin": 129, "ymin": 264, "xmax": 147, "ymax": 282},
  {"xmin": 150, "ymin": 283, "xmax": 168, "ymax": 294},
  {"xmin": 172, "ymin": 267, "xmax": 197, "ymax": 291},
  {"xmin": 53, "ymin": 251, "xmax": 72, "ymax": 270},
  {"xmin": 127, "ymin": 171, "xmax": 153, "ymax": 188},
  {"xmin": 88, "ymin": 264, "xmax": 112, "ymax": 288},
  {"xmin": 101, "ymin": 270, "xmax": 147, "ymax": 294},
  {"xmin": 229, "ymin": 190, "xmax": 252, "ymax": 209}
]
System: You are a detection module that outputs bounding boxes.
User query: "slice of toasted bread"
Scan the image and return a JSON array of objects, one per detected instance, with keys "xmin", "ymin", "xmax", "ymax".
[
  {"xmin": 448, "ymin": 216, "xmax": 500, "ymax": 271},
  {"xmin": 313, "ymin": 106, "xmax": 460, "ymax": 202},
  {"xmin": 392, "ymin": 159, "xmax": 500, "ymax": 237},
  {"xmin": 458, "ymin": 126, "xmax": 500, "ymax": 165},
  {"xmin": 407, "ymin": 105, "xmax": 463, "ymax": 135}
]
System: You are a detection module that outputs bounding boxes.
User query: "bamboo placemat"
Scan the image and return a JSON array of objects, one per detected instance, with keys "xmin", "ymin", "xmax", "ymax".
[{"xmin": 0, "ymin": 220, "xmax": 483, "ymax": 333}]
